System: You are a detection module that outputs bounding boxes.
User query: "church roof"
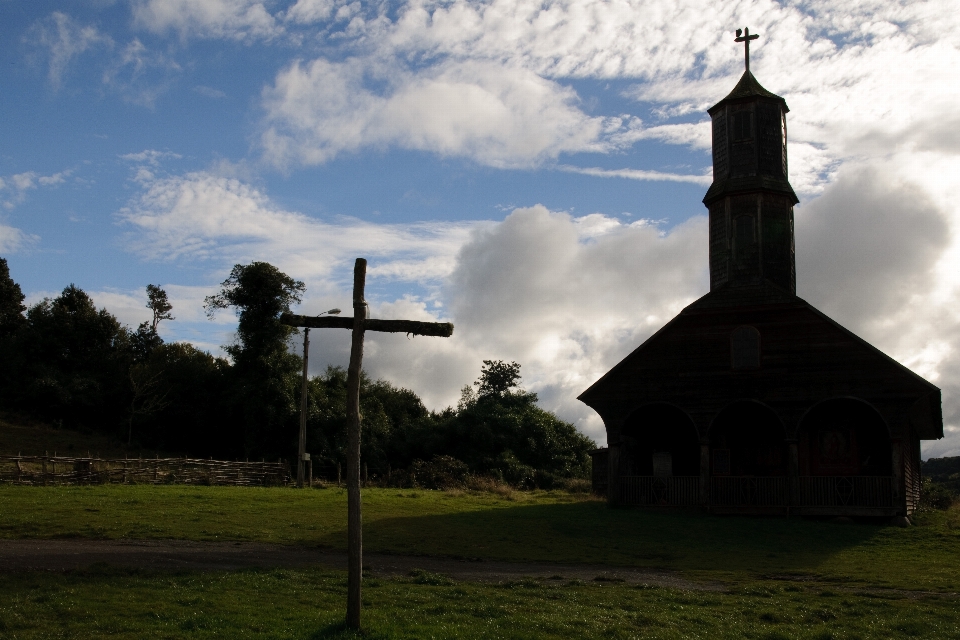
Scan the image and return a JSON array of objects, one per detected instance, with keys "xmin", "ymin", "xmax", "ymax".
[
  {"xmin": 708, "ymin": 70, "xmax": 789, "ymax": 115},
  {"xmin": 577, "ymin": 282, "xmax": 943, "ymax": 440}
]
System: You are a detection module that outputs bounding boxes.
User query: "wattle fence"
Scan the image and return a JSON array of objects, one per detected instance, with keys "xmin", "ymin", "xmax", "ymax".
[{"xmin": 0, "ymin": 454, "xmax": 291, "ymax": 487}]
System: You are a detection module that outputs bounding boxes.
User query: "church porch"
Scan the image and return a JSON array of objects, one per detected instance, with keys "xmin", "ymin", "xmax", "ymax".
[{"xmin": 598, "ymin": 397, "xmax": 909, "ymax": 517}]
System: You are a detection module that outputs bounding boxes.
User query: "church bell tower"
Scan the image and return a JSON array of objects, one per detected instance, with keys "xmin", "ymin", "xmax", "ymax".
[{"xmin": 703, "ymin": 28, "xmax": 799, "ymax": 293}]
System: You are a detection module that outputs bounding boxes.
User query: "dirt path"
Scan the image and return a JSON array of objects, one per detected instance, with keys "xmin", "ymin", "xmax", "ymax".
[{"xmin": 0, "ymin": 539, "xmax": 720, "ymax": 591}]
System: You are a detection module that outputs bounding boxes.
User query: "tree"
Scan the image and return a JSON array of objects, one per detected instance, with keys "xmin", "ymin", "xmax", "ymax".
[
  {"xmin": 125, "ymin": 361, "xmax": 170, "ymax": 445},
  {"xmin": 446, "ymin": 360, "xmax": 594, "ymax": 487},
  {"xmin": 129, "ymin": 342, "xmax": 229, "ymax": 455},
  {"xmin": 0, "ymin": 258, "xmax": 26, "ymax": 408},
  {"xmin": 146, "ymin": 284, "xmax": 174, "ymax": 331},
  {"xmin": 204, "ymin": 262, "xmax": 306, "ymax": 457},
  {"xmin": 0, "ymin": 257, "xmax": 25, "ymax": 338},
  {"xmin": 14, "ymin": 285, "xmax": 131, "ymax": 430},
  {"xmin": 204, "ymin": 262, "xmax": 305, "ymax": 365},
  {"xmin": 476, "ymin": 360, "xmax": 523, "ymax": 399}
]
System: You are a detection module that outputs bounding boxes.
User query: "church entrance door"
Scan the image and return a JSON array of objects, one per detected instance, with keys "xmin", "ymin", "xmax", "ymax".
[{"xmin": 709, "ymin": 401, "xmax": 788, "ymax": 506}]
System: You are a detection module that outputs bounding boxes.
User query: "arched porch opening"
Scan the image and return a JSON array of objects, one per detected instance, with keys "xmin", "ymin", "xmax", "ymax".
[
  {"xmin": 709, "ymin": 400, "xmax": 787, "ymax": 477},
  {"xmin": 620, "ymin": 403, "xmax": 700, "ymax": 476},
  {"xmin": 618, "ymin": 403, "xmax": 700, "ymax": 505},
  {"xmin": 796, "ymin": 398, "xmax": 894, "ymax": 509},
  {"xmin": 798, "ymin": 398, "xmax": 892, "ymax": 477}
]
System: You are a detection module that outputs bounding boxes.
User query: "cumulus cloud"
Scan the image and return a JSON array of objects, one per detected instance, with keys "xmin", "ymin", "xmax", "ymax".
[
  {"xmin": 261, "ymin": 58, "xmax": 616, "ymax": 168},
  {"xmin": 796, "ymin": 161, "xmax": 960, "ymax": 458},
  {"xmin": 298, "ymin": 206, "xmax": 709, "ymax": 442},
  {"xmin": 132, "ymin": 0, "xmax": 282, "ymax": 41},
  {"xmin": 798, "ymin": 164, "xmax": 949, "ymax": 331}
]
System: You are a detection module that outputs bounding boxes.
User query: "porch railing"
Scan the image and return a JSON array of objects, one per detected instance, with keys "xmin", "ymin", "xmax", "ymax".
[
  {"xmin": 799, "ymin": 476, "xmax": 893, "ymax": 508},
  {"xmin": 619, "ymin": 476, "xmax": 700, "ymax": 506},
  {"xmin": 710, "ymin": 476, "xmax": 788, "ymax": 506}
]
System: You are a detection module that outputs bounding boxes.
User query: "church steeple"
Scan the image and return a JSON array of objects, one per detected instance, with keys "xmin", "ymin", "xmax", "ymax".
[{"xmin": 704, "ymin": 29, "xmax": 798, "ymax": 294}]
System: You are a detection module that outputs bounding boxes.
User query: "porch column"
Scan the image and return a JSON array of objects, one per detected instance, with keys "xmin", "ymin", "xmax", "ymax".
[
  {"xmin": 891, "ymin": 438, "xmax": 904, "ymax": 515},
  {"xmin": 787, "ymin": 440, "xmax": 799, "ymax": 507},
  {"xmin": 699, "ymin": 443, "xmax": 710, "ymax": 506},
  {"xmin": 607, "ymin": 443, "xmax": 621, "ymax": 506}
]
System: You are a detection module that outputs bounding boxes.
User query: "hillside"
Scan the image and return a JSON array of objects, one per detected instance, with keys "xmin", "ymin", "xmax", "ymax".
[{"xmin": 0, "ymin": 414, "xmax": 166, "ymax": 459}]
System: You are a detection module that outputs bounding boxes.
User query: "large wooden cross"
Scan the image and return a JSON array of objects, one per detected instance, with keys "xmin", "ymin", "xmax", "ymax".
[{"xmin": 281, "ymin": 258, "xmax": 453, "ymax": 630}]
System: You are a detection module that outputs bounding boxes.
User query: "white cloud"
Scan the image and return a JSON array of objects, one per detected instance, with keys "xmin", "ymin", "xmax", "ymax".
[
  {"xmin": 261, "ymin": 58, "xmax": 616, "ymax": 168},
  {"xmin": 349, "ymin": 205, "xmax": 708, "ymax": 442},
  {"xmin": 26, "ymin": 12, "xmax": 112, "ymax": 89},
  {"xmin": 101, "ymin": 39, "xmax": 183, "ymax": 107},
  {"xmin": 120, "ymin": 150, "xmax": 184, "ymax": 166},
  {"xmin": 284, "ymin": 0, "xmax": 338, "ymax": 24},
  {"xmin": 796, "ymin": 159, "xmax": 960, "ymax": 459},
  {"xmin": 0, "ymin": 224, "xmax": 39, "ymax": 254},
  {"xmin": 559, "ymin": 165, "xmax": 710, "ymax": 185},
  {"xmin": 0, "ymin": 170, "xmax": 72, "ymax": 210},
  {"xmin": 193, "ymin": 85, "xmax": 227, "ymax": 99},
  {"xmin": 118, "ymin": 171, "xmax": 476, "ymax": 286},
  {"xmin": 132, "ymin": 0, "xmax": 282, "ymax": 41}
]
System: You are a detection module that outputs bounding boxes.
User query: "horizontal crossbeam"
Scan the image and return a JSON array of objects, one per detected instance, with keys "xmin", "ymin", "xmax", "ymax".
[{"xmin": 280, "ymin": 312, "xmax": 454, "ymax": 337}]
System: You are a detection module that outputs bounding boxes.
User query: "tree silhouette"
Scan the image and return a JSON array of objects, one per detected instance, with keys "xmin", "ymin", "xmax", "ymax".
[{"xmin": 145, "ymin": 284, "xmax": 174, "ymax": 331}]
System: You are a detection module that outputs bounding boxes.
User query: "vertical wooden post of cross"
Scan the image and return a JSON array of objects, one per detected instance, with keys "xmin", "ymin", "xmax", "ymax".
[{"xmin": 345, "ymin": 258, "xmax": 367, "ymax": 630}]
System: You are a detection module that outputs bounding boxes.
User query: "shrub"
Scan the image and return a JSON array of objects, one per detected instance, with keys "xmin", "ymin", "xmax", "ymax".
[
  {"xmin": 409, "ymin": 455, "xmax": 469, "ymax": 490},
  {"xmin": 919, "ymin": 478, "xmax": 955, "ymax": 511}
]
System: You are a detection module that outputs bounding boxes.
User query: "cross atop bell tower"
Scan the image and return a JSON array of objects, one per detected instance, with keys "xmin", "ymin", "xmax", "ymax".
[
  {"xmin": 735, "ymin": 27, "xmax": 759, "ymax": 72},
  {"xmin": 703, "ymin": 29, "xmax": 799, "ymax": 294}
]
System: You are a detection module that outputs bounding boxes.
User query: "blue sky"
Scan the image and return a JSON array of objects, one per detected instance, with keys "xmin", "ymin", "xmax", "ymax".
[{"xmin": 2, "ymin": 0, "xmax": 959, "ymax": 457}]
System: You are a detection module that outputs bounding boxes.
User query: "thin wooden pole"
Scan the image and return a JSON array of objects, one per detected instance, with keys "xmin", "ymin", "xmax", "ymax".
[
  {"xmin": 345, "ymin": 258, "xmax": 367, "ymax": 630},
  {"xmin": 297, "ymin": 327, "xmax": 310, "ymax": 488}
]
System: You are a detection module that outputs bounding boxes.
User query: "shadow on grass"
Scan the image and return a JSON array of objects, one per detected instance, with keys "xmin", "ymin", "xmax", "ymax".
[
  {"xmin": 308, "ymin": 620, "xmax": 388, "ymax": 640},
  {"xmin": 321, "ymin": 500, "xmax": 890, "ymax": 576}
]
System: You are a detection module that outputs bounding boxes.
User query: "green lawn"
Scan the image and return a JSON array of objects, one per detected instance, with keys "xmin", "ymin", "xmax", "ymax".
[
  {"xmin": 2, "ymin": 566, "xmax": 958, "ymax": 639},
  {"xmin": 1, "ymin": 485, "xmax": 959, "ymax": 638},
  {"xmin": 1, "ymin": 485, "xmax": 959, "ymax": 591}
]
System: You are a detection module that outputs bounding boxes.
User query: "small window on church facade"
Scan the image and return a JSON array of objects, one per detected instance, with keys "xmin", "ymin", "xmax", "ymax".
[
  {"xmin": 731, "ymin": 111, "xmax": 753, "ymax": 141},
  {"xmin": 731, "ymin": 325, "xmax": 761, "ymax": 369}
]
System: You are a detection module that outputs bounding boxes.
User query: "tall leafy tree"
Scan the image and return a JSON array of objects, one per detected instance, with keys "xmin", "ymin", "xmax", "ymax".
[
  {"xmin": 0, "ymin": 257, "xmax": 25, "ymax": 339},
  {"xmin": 130, "ymin": 284, "xmax": 172, "ymax": 362},
  {"xmin": 205, "ymin": 262, "xmax": 305, "ymax": 457},
  {"xmin": 0, "ymin": 258, "xmax": 27, "ymax": 407},
  {"xmin": 145, "ymin": 284, "xmax": 174, "ymax": 331},
  {"xmin": 14, "ymin": 285, "xmax": 131, "ymax": 430}
]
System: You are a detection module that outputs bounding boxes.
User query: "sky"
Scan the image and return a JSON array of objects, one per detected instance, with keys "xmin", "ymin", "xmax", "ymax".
[{"xmin": 1, "ymin": 0, "xmax": 959, "ymax": 458}]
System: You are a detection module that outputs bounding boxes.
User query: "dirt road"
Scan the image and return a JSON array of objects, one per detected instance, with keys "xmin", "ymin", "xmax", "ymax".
[{"xmin": 0, "ymin": 538, "xmax": 719, "ymax": 590}]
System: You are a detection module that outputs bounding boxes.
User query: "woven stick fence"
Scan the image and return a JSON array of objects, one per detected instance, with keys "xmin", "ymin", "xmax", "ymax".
[{"xmin": 0, "ymin": 454, "xmax": 291, "ymax": 487}]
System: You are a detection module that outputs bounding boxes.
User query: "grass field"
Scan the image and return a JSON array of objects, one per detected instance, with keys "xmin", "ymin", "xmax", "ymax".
[
  {"xmin": 1, "ymin": 485, "xmax": 959, "ymax": 638},
  {"xmin": 3, "ymin": 565, "xmax": 958, "ymax": 639}
]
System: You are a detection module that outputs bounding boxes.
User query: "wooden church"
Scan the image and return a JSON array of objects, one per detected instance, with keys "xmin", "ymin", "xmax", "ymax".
[{"xmin": 579, "ymin": 31, "xmax": 943, "ymax": 518}]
